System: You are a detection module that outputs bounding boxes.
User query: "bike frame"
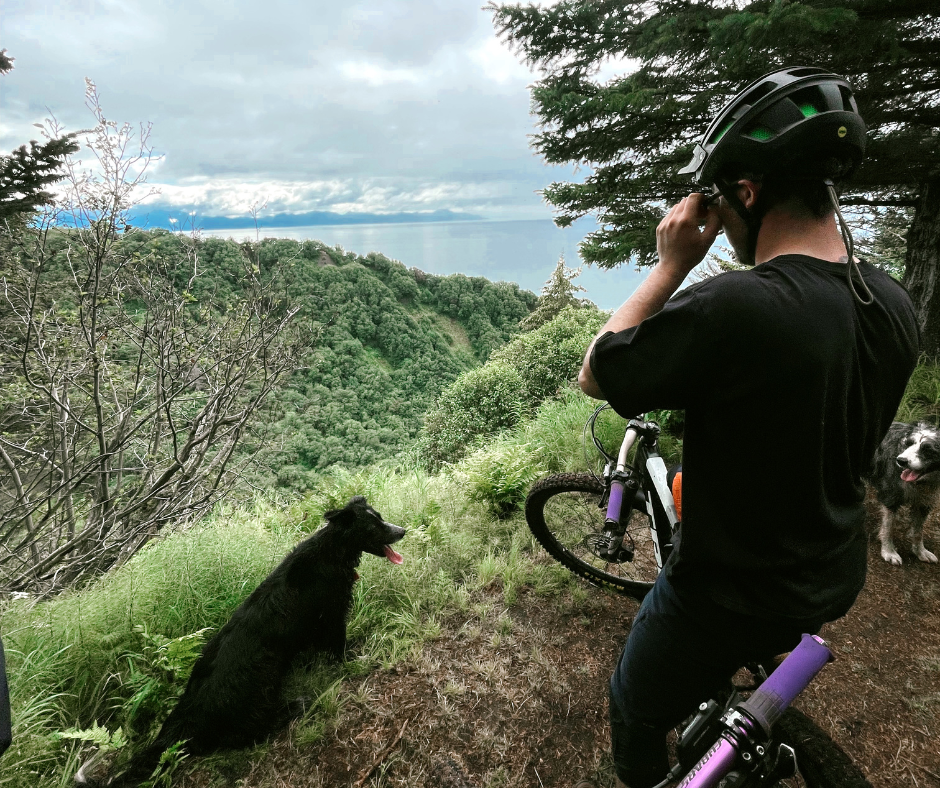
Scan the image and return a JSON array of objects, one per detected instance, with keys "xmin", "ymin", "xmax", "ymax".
[{"xmin": 599, "ymin": 417, "xmax": 678, "ymax": 570}]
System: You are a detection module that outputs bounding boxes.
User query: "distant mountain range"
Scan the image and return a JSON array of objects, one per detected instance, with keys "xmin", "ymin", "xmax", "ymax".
[{"xmin": 126, "ymin": 207, "xmax": 483, "ymax": 231}]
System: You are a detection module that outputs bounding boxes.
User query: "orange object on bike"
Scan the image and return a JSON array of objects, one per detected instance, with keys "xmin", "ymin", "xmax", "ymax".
[{"xmin": 671, "ymin": 471, "xmax": 683, "ymax": 521}]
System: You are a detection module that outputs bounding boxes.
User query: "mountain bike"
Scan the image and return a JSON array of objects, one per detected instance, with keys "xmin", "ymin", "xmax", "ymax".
[{"xmin": 524, "ymin": 405, "xmax": 873, "ymax": 788}]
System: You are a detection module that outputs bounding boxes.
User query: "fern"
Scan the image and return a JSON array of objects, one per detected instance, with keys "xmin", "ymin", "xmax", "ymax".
[{"xmin": 52, "ymin": 721, "xmax": 127, "ymax": 752}]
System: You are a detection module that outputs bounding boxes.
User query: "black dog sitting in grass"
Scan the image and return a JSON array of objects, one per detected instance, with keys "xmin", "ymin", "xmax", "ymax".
[{"xmin": 75, "ymin": 496, "xmax": 405, "ymax": 787}]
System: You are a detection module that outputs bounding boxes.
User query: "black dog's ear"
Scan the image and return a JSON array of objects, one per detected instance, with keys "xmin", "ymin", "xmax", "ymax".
[
  {"xmin": 323, "ymin": 505, "xmax": 353, "ymax": 525},
  {"xmin": 323, "ymin": 495, "xmax": 367, "ymax": 526}
]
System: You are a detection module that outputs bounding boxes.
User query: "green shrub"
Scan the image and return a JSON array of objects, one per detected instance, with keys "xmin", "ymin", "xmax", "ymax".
[
  {"xmin": 303, "ymin": 465, "xmax": 391, "ymax": 514},
  {"xmin": 419, "ymin": 362, "xmax": 526, "ymax": 468},
  {"xmin": 490, "ymin": 305, "xmax": 605, "ymax": 405},
  {"xmin": 457, "ymin": 439, "xmax": 546, "ymax": 518},
  {"xmin": 120, "ymin": 625, "xmax": 213, "ymax": 739},
  {"xmin": 419, "ymin": 306, "xmax": 605, "ymax": 468}
]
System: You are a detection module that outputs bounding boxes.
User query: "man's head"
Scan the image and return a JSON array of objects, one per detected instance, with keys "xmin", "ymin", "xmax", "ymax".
[
  {"xmin": 707, "ymin": 176, "xmax": 842, "ymax": 266},
  {"xmin": 681, "ymin": 67, "xmax": 866, "ymax": 266}
]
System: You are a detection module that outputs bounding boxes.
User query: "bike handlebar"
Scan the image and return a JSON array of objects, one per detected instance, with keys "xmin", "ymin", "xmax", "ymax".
[
  {"xmin": 739, "ymin": 634, "xmax": 834, "ymax": 736},
  {"xmin": 678, "ymin": 635, "xmax": 833, "ymax": 788}
]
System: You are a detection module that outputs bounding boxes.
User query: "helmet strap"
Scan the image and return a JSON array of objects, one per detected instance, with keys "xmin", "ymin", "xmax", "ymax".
[{"xmin": 824, "ymin": 179, "xmax": 873, "ymax": 306}]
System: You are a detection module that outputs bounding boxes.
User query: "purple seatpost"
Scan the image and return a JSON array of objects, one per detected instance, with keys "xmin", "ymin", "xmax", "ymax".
[
  {"xmin": 606, "ymin": 481, "xmax": 626, "ymax": 524},
  {"xmin": 739, "ymin": 634, "xmax": 834, "ymax": 735}
]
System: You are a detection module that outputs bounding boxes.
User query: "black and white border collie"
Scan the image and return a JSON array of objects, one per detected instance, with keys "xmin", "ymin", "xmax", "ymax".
[{"xmin": 868, "ymin": 421, "xmax": 940, "ymax": 566}]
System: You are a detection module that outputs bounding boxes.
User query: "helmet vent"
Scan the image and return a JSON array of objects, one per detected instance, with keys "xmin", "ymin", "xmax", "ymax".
[
  {"xmin": 710, "ymin": 121, "xmax": 735, "ymax": 144},
  {"xmin": 747, "ymin": 126, "xmax": 774, "ymax": 141},
  {"xmin": 789, "ymin": 86, "xmax": 826, "ymax": 117},
  {"xmin": 789, "ymin": 66, "xmax": 826, "ymax": 78},
  {"xmin": 738, "ymin": 81, "xmax": 776, "ymax": 109},
  {"xmin": 839, "ymin": 86, "xmax": 856, "ymax": 112}
]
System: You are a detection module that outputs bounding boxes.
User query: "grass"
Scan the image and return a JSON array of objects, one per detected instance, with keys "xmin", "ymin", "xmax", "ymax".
[
  {"xmin": 514, "ymin": 386, "xmax": 683, "ymax": 474},
  {"xmin": 0, "ymin": 387, "xmax": 618, "ymax": 788},
  {"xmin": 896, "ymin": 355, "xmax": 940, "ymax": 424}
]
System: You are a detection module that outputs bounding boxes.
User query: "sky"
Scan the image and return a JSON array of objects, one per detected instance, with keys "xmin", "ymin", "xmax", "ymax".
[{"xmin": 1, "ymin": 0, "xmax": 627, "ymax": 223}]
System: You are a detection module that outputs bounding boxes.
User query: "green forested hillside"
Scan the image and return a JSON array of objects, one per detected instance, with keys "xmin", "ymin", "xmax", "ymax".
[{"xmin": 120, "ymin": 231, "xmax": 538, "ymax": 489}]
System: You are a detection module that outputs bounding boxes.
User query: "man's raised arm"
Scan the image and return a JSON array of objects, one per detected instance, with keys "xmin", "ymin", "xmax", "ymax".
[{"xmin": 579, "ymin": 193, "xmax": 721, "ymax": 398}]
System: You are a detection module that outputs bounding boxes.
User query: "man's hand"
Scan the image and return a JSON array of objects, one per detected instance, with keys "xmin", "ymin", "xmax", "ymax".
[
  {"xmin": 578, "ymin": 193, "xmax": 722, "ymax": 399},
  {"xmin": 656, "ymin": 192, "xmax": 722, "ymax": 279}
]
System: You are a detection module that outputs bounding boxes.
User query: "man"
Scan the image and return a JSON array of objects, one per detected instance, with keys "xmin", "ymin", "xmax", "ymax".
[{"xmin": 576, "ymin": 68, "xmax": 918, "ymax": 788}]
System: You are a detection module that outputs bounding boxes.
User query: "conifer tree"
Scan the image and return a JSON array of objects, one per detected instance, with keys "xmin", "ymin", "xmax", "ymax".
[
  {"xmin": 519, "ymin": 253, "xmax": 594, "ymax": 331},
  {"xmin": 489, "ymin": 0, "xmax": 940, "ymax": 353},
  {"xmin": 0, "ymin": 50, "xmax": 79, "ymax": 221}
]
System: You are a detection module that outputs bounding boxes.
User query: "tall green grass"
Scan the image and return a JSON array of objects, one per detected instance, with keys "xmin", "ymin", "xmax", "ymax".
[
  {"xmin": 0, "ymin": 386, "xmax": 662, "ymax": 787},
  {"xmin": 896, "ymin": 356, "xmax": 940, "ymax": 424},
  {"xmin": 0, "ymin": 499, "xmax": 300, "ymax": 787},
  {"xmin": 512, "ymin": 386, "xmax": 683, "ymax": 473}
]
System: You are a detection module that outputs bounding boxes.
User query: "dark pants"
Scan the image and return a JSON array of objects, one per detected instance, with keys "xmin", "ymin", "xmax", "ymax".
[
  {"xmin": 0, "ymin": 634, "xmax": 11, "ymax": 757},
  {"xmin": 609, "ymin": 574, "xmax": 825, "ymax": 788}
]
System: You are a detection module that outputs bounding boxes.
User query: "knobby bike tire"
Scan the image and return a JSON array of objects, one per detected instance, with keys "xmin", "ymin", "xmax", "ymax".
[
  {"xmin": 773, "ymin": 707, "xmax": 873, "ymax": 788},
  {"xmin": 525, "ymin": 473, "xmax": 658, "ymax": 601}
]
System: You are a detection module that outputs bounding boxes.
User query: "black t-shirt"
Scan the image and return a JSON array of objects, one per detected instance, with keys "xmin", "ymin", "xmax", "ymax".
[{"xmin": 590, "ymin": 256, "xmax": 919, "ymax": 621}]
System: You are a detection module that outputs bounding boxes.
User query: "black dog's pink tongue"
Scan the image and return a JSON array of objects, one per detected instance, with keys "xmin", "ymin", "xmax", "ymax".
[
  {"xmin": 384, "ymin": 545, "xmax": 404, "ymax": 565},
  {"xmin": 901, "ymin": 469, "xmax": 920, "ymax": 483}
]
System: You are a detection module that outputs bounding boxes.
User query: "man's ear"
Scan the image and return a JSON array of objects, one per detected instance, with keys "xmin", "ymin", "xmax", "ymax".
[{"xmin": 737, "ymin": 179, "xmax": 762, "ymax": 210}]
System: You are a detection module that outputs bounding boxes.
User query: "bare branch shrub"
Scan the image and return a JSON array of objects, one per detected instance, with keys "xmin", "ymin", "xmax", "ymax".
[{"xmin": 0, "ymin": 82, "xmax": 307, "ymax": 592}]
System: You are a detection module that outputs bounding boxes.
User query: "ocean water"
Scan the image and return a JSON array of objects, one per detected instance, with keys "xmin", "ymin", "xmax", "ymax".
[{"xmin": 201, "ymin": 218, "xmax": 649, "ymax": 311}]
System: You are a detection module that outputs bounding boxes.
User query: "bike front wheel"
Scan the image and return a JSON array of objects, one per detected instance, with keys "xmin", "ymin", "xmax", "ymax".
[
  {"xmin": 772, "ymin": 707, "xmax": 872, "ymax": 788},
  {"xmin": 525, "ymin": 473, "xmax": 659, "ymax": 600}
]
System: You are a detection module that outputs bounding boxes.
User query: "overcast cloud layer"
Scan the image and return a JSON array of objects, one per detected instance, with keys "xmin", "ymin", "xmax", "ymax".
[{"xmin": 2, "ymin": 0, "xmax": 575, "ymax": 220}]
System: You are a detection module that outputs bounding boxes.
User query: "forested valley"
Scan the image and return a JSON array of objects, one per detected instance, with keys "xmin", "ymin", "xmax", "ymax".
[{"xmin": 183, "ymin": 235, "xmax": 538, "ymax": 487}]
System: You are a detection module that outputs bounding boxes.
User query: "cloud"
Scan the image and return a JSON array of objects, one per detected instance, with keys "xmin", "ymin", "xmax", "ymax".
[
  {"xmin": 135, "ymin": 174, "xmax": 532, "ymax": 219},
  {"xmin": 1, "ymin": 0, "xmax": 581, "ymax": 220},
  {"xmin": 469, "ymin": 36, "xmax": 533, "ymax": 86},
  {"xmin": 337, "ymin": 61, "xmax": 427, "ymax": 87}
]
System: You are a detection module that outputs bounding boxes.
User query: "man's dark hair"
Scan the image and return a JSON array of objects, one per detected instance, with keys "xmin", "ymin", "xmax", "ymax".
[
  {"xmin": 725, "ymin": 152, "xmax": 857, "ymax": 220},
  {"xmin": 756, "ymin": 176, "xmax": 838, "ymax": 220}
]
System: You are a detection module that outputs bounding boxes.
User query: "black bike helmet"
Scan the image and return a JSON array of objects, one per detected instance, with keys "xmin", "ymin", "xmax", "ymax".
[
  {"xmin": 680, "ymin": 66, "xmax": 872, "ymax": 304},
  {"xmin": 680, "ymin": 66, "xmax": 866, "ymax": 186}
]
